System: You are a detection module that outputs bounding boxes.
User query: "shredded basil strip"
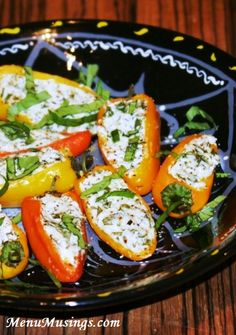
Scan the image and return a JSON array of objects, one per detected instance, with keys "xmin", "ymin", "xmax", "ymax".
[
  {"xmin": 96, "ymin": 80, "xmax": 110, "ymax": 100},
  {"xmin": 173, "ymin": 106, "xmax": 216, "ymax": 139},
  {"xmin": 0, "ymin": 217, "xmax": 4, "ymax": 226},
  {"xmin": 0, "ymin": 175, "xmax": 9, "ymax": 196},
  {"xmin": 11, "ymin": 213, "xmax": 22, "ymax": 224},
  {"xmin": 156, "ymin": 150, "xmax": 179, "ymax": 159},
  {"xmin": 156, "ymin": 200, "xmax": 183, "ymax": 229},
  {"xmin": 7, "ymin": 91, "xmax": 51, "ymax": 121},
  {"xmin": 50, "ymin": 111, "xmax": 97, "ymax": 127},
  {"xmin": 216, "ymin": 172, "xmax": 231, "ymax": 178},
  {"xmin": 96, "ymin": 189, "xmax": 135, "ymax": 202},
  {"xmin": 186, "ymin": 195, "xmax": 226, "ymax": 231},
  {"xmin": 6, "ymin": 156, "xmax": 40, "ymax": 180},
  {"xmin": 62, "ymin": 214, "xmax": 86, "ymax": 249},
  {"xmin": 24, "ymin": 66, "xmax": 36, "ymax": 93},
  {"xmin": 128, "ymin": 101, "xmax": 137, "ymax": 114},
  {"xmin": 0, "ymin": 121, "xmax": 34, "ymax": 144},
  {"xmin": 81, "ymin": 167, "xmax": 126, "ymax": 199},
  {"xmin": 55, "ymin": 100, "xmax": 104, "ymax": 117},
  {"xmin": 111, "ymin": 129, "xmax": 120, "ymax": 142},
  {"xmin": 0, "ymin": 240, "xmax": 24, "ymax": 267},
  {"xmin": 124, "ymin": 136, "xmax": 140, "ymax": 162}
]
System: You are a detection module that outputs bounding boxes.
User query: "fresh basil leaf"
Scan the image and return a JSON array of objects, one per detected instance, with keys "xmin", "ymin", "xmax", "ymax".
[
  {"xmin": 0, "ymin": 121, "xmax": 33, "ymax": 143},
  {"xmin": 216, "ymin": 172, "xmax": 231, "ymax": 178},
  {"xmin": 128, "ymin": 101, "xmax": 137, "ymax": 114},
  {"xmin": 81, "ymin": 172, "xmax": 121, "ymax": 199},
  {"xmin": 0, "ymin": 175, "xmax": 9, "ymax": 196},
  {"xmin": 50, "ymin": 111, "xmax": 97, "ymax": 127},
  {"xmin": 86, "ymin": 64, "xmax": 99, "ymax": 88},
  {"xmin": 0, "ymin": 217, "xmax": 4, "ymax": 226},
  {"xmin": 161, "ymin": 183, "xmax": 192, "ymax": 214},
  {"xmin": 7, "ymin": 91, "xmax": 51, "ymax": 121},
  {"xmin": 155, "ymin": 200, "xmax": 183, "ymax": 229},
  {"xmin": 24, "ymin": 66, "xmax": 35, "ymax": 94},
  {"xmin": 173, "ymin": 126, "xmax": 186, "ymax": 139},
  {"xmin": 0, "ymin": 240, "xmax": 24, "ymax": 267},
  {"xmin": 96, "ymin": 80, "xmax": 110, "ymax": 100},
  {"xmin": 62, "ymin": 214, "xmax": 86, "ymax": 249},
  {"xmin": 184, "ymin": 121, "xmax": 212, "ymax": 131},
  {"xmin": 6, "ymin": 156, "xmax": 40, "ymax": 180},
  {"xmin": 96, "ymin": 189, "xmax": 135, "ymax": 202},
  {"xmin": 11, "ymin": 213, "xmax": 22, "ymax": 225},
  {"xmin": 186, "ymin": 106, "xmax": 216, "ymax": 127},
  {"xmin": 56, "ymin": 100, "xmax": 104, "ymax": 117},
  {"xmin": 174, "ymin": 225, "xmax": 188, "ymax": 233}
]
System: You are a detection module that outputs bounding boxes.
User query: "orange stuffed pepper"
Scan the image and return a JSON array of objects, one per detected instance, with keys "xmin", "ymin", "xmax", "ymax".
[
  {"xmin": 97, "ymin": 94, "xmax": 160, "ymax": 195},
  {"xmin": 152, "ymin": 134, "xmax": 220, "ymax": 218}
]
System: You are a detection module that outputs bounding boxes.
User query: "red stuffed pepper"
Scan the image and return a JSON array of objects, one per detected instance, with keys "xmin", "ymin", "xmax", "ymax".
[{"xmin": 22, "ymin": 191, "xmax": 87, "ymax": 282}]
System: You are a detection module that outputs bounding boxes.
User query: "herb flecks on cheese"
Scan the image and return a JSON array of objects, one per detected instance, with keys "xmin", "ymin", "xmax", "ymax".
[
  {"xmin": 0, "ymin": 73, "xmax": 99, "ymax": 133},
  {"xmin": 98, "ymin": 99, "xmax": 146, "ymax": 173},
  {"xmin": 0, "ymin": 147, "xmax": 65, "ymax": 182},
  {"xmin": 80, "ymin": 169, "xmax": 155, "ymax": 255},
  {"xmin": 168, "ymin": 135, "xmax": 220, "ymax": 189},
  {"xmin": 40, "ymin": 194, "xmax": 85, "ymax": 267}
]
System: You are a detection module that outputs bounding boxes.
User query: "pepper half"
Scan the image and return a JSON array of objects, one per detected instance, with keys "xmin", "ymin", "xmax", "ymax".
[
  {"xmin": 152, "ymin": 134, "xmax": 219, "ymax": 218},
  {"xmin": 0, "ymin": 212, "xmax": 29, "ymax": 279},
  {"xmin": 0, "ymin": 129, "xmax": 91, "ymax": 158},
  {"xmin": 97, "ymin": 94, "xmax": 160, "ymax": 195},
  {"xmin": 22, "ymin": 191, "xmax": 87, "ymax": 282},
  {"xmin": 0, "ymin": 148, "xmax": 78, "ymax": 207}
]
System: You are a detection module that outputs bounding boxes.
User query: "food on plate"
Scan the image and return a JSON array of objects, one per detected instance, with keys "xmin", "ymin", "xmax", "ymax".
[
  {"xmin": 152, "ymin": 134, "xmax": 220, "ymax": 218},
  {"xmin": 0, "ymin": 65, "xmax": 103, "ymax": 134},
  {"xmin": 97, "ymin": 94, "xmax": 160, "ymax": 195},
  {"xmin": 0, "ymin": 147, "xmax": 78, "ymax": 207},
  {"xmin": 75, "ymin": 165, "xmax": 157, "ymax": 261},
  {"xmin": 0, "ymin": 206, "xmax": 29, "ymax": 279},
  {"xmin": 0, "ymin": 123, "xmax": 91, "ymax": 157},
  {"xmin": 22, "ymin": 191, "xmax": 86, "ymax": 282}
]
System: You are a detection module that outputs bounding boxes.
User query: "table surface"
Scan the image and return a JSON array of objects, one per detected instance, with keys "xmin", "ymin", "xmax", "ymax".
[{"xmin": 0, "ymin": 0, "xmax": 235, "ymax": 334}]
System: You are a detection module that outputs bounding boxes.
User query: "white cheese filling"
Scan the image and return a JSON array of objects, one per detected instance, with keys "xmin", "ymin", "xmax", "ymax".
[
  {"xmin": 0, "ymin": 147, "xmax": 65, "ymax": 184},
  {"xmin": 98, "ymin": 100, "xmax": 146, "ymax": 173},
  {"xmin": 40, "ymin": 194, "xmax": 85, "ymax": 267},
  {"xmin": 0, "ymin": 210, "xmax": 17, "ymax": 248},
  {"xmin": 80, "ymin": 169, "xmax": 155, "ymax": 255},
  {"xmin": 0, "ymin": 73, "xmax": 98, "ymax": 133},
  {"xmin": 168, "ymin": 135, "xmax": 220, "ymax": 189},
  {"xmin": 0, "ymin": 128, "xmax": 66, "ymax": 153}
]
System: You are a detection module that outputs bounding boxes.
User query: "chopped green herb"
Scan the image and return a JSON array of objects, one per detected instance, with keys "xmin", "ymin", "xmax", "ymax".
[
  {"xmin": 86, "ymin": 64, "xmax": 99, "ymax": 88},
  {"xmin": 6, "ymin": 155, "xmax": 40, "ymax": 180},
  {"xmin": 161, "ymin": 183, "xmax": 193, "ymax": 214},
  {"xmin": 216, "ymin": 172, "xmax": 231, "ymax": 178},
  {"xmin": 11, "ymin": 213, "xmax": 22, "ymax": 225},
  {"xmin": 56, "ymin": 100, "xmax": 104, "ymax": 117},
  {"xmin": 128, "ymin": 101, "xmax": 137, "ymax": 114},
  {"xmin": 0, "ymin": 240, "xmax": 24, "ymax": 267},
  {"xmin": 7, "ymin": 91, "xmax": 51, "ymax": 121},
  {"xmin": 29, "ymin": 258, "xmax": 62, "ymax": 289},
  {"xmin": 124, "ymin": 136, "xmax": 140, "ymax": 162},
  {"xmin": 0, "ymin": 121, "xmax": 34, "ymax": 144},
  {"xmin": 24, "ymin": 66, "xmax": 35, "ymax": 94},
  {"xmin": 96, "ymin": 80, "xmax": 110, "ymax": 100},
  {"xmin": 155, "ymin": 200, "xmax": 183, "ymax": 229},
  {"xmin": 80, "ymin": 170, "xmax": 124, "ymax": 199},
  {"xmin": 50, "ymin": 111, "xmax": 97, "ymax": 127},
  {"xmin": 62, "ymin": 214, "xmax": 86, "ymax": 249},
  {"xmin": 0, "ymin": 175, "xmax": 9, "ymax": 196},
  {"xmin": 173, "ymin": 106, "xmax": 216, "ymax": 138},
  {"xmin": 96, "ymin": 189, "xmax": 135, "ymax": 202},
  {"xmin": 111, "ymin": 129, "xmax": 120, "ymax": 142},
  {"xmin": 0, "ymin": 217, "xmax": 4, "ymax": 226}
]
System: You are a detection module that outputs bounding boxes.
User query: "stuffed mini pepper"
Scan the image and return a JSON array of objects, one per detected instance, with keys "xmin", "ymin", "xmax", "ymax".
[
  {"xmin": 152, "ymin": 134, "xmax": 220, "ymax": 218},
  {"xmin": 75, "ymin": 165, "xmax": 157, "ymax": 261},
  {"xmin": 97, "ymin": 94, "xmax": 160, "ymax": 195},
  {"xmin": 0, "ymin": 207, "xmax": 29, "ymax": 279},
  {"xmin": 22, "ymin": 192, "xmax": 87, "ymax": 282}
]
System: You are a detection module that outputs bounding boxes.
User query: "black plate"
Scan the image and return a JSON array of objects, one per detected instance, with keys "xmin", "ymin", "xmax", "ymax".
[{"xmin": 0, "ymin": 19, "xmax": 235, "ymax": 317}]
